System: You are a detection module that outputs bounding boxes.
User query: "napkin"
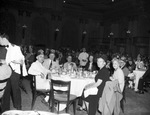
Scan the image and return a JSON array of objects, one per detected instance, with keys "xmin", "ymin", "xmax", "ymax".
[{"xmin": 84, "ymin": 87, "xmax": 98, "ymax": 98}]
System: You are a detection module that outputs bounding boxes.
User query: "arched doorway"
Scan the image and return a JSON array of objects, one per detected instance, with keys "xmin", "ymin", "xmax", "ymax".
[
  {"xmin": 61, "ymin": 19, "xmax": 79, "ymax": 49},
  {"xmin": 31, "ymin": 17, "xmax": 50, "ymax": 48},
  {"xmin": 0, "ymin": 12, "xmax": 16, "ymax": 43}
]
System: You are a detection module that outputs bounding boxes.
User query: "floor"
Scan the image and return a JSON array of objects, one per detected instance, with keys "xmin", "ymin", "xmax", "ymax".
[{"xmin": 9, "ymin": 78, "xmax": 150, "ymax": 115}]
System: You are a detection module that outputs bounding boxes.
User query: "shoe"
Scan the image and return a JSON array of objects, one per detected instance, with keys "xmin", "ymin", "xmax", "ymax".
[
  {"xmin": 41, "ymin": 99, "xmax": 49, "ymax": 107},
  {"xmin": 143, "ymin": 89, "xmax": 148, "ymax": 93},
  {"xmin": 77, "ymin": 107, "xmax": 87, "ymax": 111},
  {"xmin": 135, "ymin": 91, "xmax": 139, "ymax": 93},
  {"xmin": 139, "ymin": 90, "xmax": 144, "ymax": 94}
]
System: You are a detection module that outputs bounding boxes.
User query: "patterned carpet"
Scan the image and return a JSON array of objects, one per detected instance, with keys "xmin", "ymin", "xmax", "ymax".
[{"xmin": 9, "ymin": 78, "xmax": 150, "ymax": 115}]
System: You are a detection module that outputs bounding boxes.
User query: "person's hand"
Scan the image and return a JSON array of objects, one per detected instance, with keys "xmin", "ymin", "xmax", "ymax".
[
  {"xmin": 110, "ymin": 76, "xmax": 114, "ymax": 81},
  {"xmin": 84, "ymin": 84, "xmax": 92, "ymax": 90},
  {"xmin": 40, "ymin": 73, "xmax": 45, "ymax": 79}
]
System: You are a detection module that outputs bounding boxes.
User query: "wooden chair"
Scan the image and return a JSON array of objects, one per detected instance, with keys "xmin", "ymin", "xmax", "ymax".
[
  {"xmin": 0, "ymin": 78, "xmax": 9, "ymax": 113},
  {"xmin": 50, "ymin": 79, "xmax": 77, "ymax": 115},
  {"xmin": 31, "ymin": 76, "xmax": 50, "ymax": 110}
]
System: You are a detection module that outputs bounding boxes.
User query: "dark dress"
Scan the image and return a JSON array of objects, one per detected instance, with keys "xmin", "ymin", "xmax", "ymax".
[{"xmin": 83, "ymin": 66, "xmax": 110, "ymax": 115}]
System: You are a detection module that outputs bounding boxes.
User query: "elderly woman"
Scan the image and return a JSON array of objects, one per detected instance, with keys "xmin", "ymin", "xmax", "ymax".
[
  {"xmin": 110, "ymin": 58, "xmax": 125, "ymax": 92},
  {"xmin": 79, "ymin": 54, "xmax": 110, "ymax": 115},
  {"xmin": 63, "ymin": 54, "xmax": 77, "ymax": 72}
]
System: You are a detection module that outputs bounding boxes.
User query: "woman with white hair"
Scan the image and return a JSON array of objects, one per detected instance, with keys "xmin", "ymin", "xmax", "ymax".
[{"xmin": 110, "ymin": 58, "xmax": 125, "ymax": 92}]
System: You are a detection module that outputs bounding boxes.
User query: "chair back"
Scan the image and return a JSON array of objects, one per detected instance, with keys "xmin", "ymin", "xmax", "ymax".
[
  {"xmin": 30, "ymin": 75, "xmax": 50, "ymax": 110},
  {"xmin": 0, "ymin": 78, "xmax": 9, "ymax": 98},
  {"xmin": 31, "ymin": 75, "xmax": 40, "ymax": 91},
  {"xmin": 32, "ymin": 75, "xmax": 50, "ymax": 91},
  {"xmin": 51, "ymin": 79, "xmax": 71, "ymax": 106},
  {"xmin": 32, "ymin": 75, "xmax": 36, "ymax": 90}
]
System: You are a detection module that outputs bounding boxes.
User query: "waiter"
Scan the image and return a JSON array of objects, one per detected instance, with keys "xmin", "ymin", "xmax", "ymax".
[{"xmin": 0, "ymin": 34, "xmax": 27, "ymax": 112}]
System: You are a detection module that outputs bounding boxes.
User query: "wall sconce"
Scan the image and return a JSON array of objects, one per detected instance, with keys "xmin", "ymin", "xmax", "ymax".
[
  {"xmin": 108, "ymin": 32, "xmax": 114, "ymax": 38},
  {"xmin": 82, "ymin": 30, "xmax": 87, "ymax": 44},
  {"xmin": 54, "ymin": 28, "xmax": 59, "ymax": 41},
  {"xmin": 126, "ymin": 30, "xmax": 131, "ymax": 34},
  {"xmin": 22, "ymin": 24, "xmax": 27, "ymax": 39},
  {"xmin": 126, "ymin": 30, "xmax": 133, "ymax": 43},
  {"xmin": 126, "ymin": 30, "xmax": 131, "ymax": 39},
  {"xmin": 110, "ymin": 32, "xmax": 114, "ymax": 36}
]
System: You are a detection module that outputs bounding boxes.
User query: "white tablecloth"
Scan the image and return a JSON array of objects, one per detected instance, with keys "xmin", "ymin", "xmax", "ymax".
[
  {"xmin": 2, "ymin": 110, "xmax": 57, "ymax": 115},
  {"xmin": 51, "ymin": 74, "xmax": 95, "ymax": 111},
  {"xmin": 51, "ymin": 74, "xmax": 95, "ymax": 97},
  {"xmin": 133, "ymin": 70, "xmax": 146, "ymax": 91}
]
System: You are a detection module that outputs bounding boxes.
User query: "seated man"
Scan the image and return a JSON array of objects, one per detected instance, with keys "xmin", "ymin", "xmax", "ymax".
[
  {"xmin": 63, "ymin": 54, "xmax": 77, "ymax": 72},
  {"xmin": 28, "ymin": 50, "xmax": 51, "ymax": 104},
  {"xmin": 138, "ymin": 67, "xmax": 150, "ymax": 94},
  {"xmin": 43, "ymin": 52, "xmax": 60, "ymax": 72}
]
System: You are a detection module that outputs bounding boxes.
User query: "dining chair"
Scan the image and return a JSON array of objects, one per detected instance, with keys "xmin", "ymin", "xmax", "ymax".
[
  {"xmin": 31, "ymin": 75, "xmax": 50, "ymax": 110},
  {"xmin": 0, "ymin": 78, "xmax": 9, "ymax": 113},
  {"xmin": 50, "ymin": 79, "xmax": 77, "ymax": 115}
]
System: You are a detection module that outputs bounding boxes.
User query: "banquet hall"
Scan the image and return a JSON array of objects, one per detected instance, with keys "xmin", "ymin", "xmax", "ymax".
[{"xmin": 0, "ymin": 0, "xmax": 150, "ymax": 115}]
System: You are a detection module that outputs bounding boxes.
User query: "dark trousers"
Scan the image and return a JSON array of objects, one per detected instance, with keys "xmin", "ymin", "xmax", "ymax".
[
  {"xmin": 85, "ymin": 95, "xmax": 99, "ymax": 115},
  {"xmin": 79, "ymin": 89, "xmax": 99, "ymax": 115},
  {"xmin": 1, "ymin": 70, "xmax": 21, "ymax": 112},
  {"xmin": 138, "ymin": 68, "xmax": 150, "ymax": 91}
]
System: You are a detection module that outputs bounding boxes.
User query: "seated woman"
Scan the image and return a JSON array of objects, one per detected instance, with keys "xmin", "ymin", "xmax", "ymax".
[
  {"xmin": 110, "ymin": 58, "xmax": 125, "ymax": 92},
  {"xmin": 28, "ymin": 50, "xmax": 51, "ymax": 104},
  {"xmin": 85, "ymin": 54, "xmax": 98, "ymax": 72},
  {"xmin": 110, "ymin": 58, "xmax": 125, "ymax": 112},
  {"xmin": 63, "ymin": 54, "xmax": 77, "ymax": 72},
  {"xmin": 79, "ymin": 55, "xmax": 110, "ymax": 115},
  {"xmin": 135, "ymin": 54, "xmax": 146, "ymax": 71}
]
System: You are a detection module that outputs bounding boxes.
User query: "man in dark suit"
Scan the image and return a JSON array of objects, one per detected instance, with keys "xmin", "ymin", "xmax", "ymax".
[
  {"xmin": 85, "ymin": 54, "xmax": 98, "ymax": 72},
  {"xmin": 138, "ymin": 67, "xmax": 150, "ymax": 94}
]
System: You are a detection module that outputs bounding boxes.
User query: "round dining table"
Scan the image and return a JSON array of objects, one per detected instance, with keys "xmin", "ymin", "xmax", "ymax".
[
  {"xmin": 51, "ymin": 73, "xmax": 95, "ymax": 97},
  {"xmin": 1, "ymin": 110, "xmax": 57, "ymax": 115},
  {"xmin": 51, "ymin": 72, "xmax": 96, "ymax": 111}
]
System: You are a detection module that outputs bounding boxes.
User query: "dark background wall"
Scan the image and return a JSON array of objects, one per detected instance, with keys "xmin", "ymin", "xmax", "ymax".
[{"xmin": 0, "ymin": 0, "xmax": 150, "ymax": 57}]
